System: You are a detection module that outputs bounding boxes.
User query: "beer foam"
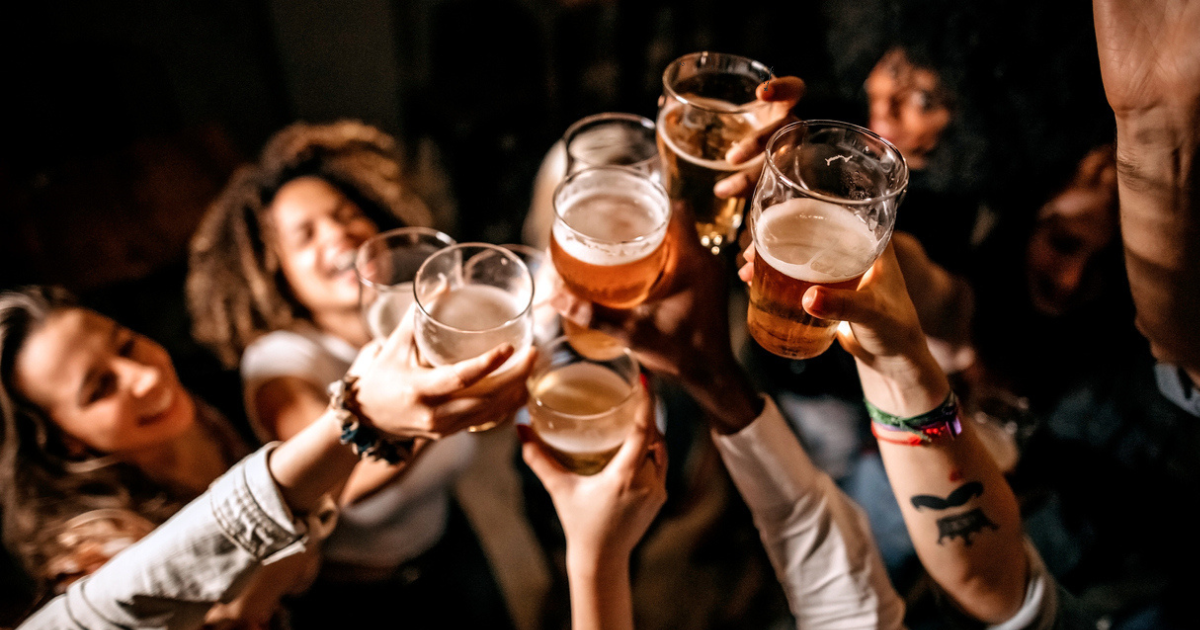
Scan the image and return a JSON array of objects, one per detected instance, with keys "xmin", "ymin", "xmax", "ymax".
[
  {"xmin": 755, "ymin": 198, "xmax": 880, "ymax": 283},
  {"xmin": 427, "ymin": 284, "xmax": 524, "ymax": 331},
  {"xmin": 656, "ymin": 102, "xmax": 766, "ymax": 172},
  {"xmin": 554, "ymin": 191, "xmax": 667, "ymax": 266}
]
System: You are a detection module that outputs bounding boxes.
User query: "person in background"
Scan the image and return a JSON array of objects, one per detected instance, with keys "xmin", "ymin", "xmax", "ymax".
[
  {"xmin": 16, "ymin": 307, "xmax": 533, "ymax": 630},
  {"xmin": 187, "ymin": 120, "xmax": 548, "ymax": 630}
]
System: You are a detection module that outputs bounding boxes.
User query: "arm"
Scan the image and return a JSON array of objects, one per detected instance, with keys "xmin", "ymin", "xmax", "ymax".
[
  {"xmin": 553, "ymin": 209, "xmax": 905, "ymax": 627},
  {"xmin": 1093, "ymin": 0, "xmax": 1200, "ymax": 386},
  {"xmin": 787, "ymin": 244, "xmax": 1027, "ymax": 623},
  {"xmin": 20, "ymin": 324, "xmax": 532, "ymax": 630},
  {"xmin": 520, "ymin": 391, "xmax": 667, "ymax": 630}
]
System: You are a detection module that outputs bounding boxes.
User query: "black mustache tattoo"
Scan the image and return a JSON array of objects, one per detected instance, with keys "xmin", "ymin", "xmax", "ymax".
[{"xmin": 911, "ymin": 482, "xmax": 984, "ymax": 511}]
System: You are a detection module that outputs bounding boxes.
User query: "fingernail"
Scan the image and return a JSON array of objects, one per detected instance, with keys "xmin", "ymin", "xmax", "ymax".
[
  {"xmin": 714, "ymin": 178, "xmax": 735, "ymax": 197},
  {"xmin": 639, "ymin": 373, "xmax": 650, "ymax": 391},
  {"xmin": 516, "ymin": 424, "xmax": 533, "ymax": 443},
  {"xmin": 758, "ymin": 80, "xmax": 773, "ymax": 100}
]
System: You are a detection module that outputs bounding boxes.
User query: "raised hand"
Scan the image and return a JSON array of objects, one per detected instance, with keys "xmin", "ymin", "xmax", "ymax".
[
  {"xmin": 713, "ymin": 76, "xmax": 806, "ymax": 200},
  {"xmin": 1093, "ymin": 0, "xmax": 1200, "ymax": 116},
  {"xmin": 349, "ymin": 308, "xmax": 536, "ymax": 439}
]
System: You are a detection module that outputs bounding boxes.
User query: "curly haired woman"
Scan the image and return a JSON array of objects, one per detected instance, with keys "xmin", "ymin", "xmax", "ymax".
[{"xmin": 187, "ymin": 120, "xmax": 544, "ymax": 630}]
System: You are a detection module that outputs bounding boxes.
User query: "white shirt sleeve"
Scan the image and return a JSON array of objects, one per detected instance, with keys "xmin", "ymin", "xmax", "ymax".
[{"xmin": 712, "ymin": 396, "xmax": 906, "ymax": 629}]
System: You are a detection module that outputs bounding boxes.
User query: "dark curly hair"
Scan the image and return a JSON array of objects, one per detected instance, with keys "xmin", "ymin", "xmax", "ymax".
[{"xmin": 188, "ymin": 120, "xmax": 434, "ymax": 368}]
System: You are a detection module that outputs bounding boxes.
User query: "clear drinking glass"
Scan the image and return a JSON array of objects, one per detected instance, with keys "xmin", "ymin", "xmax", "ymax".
[
  {"xmin": 657, "ymin": 51, "xmax": 774, "ymax": 253},
  {"xmin": 527, "ymin": 336, "xmax": 641, "ymax": 475},
  {"xmin": 501, "ymin": 243, "xmax": 561, "ymax": 345},
  {"xmin": 564, "ymin": 112, "xmax": 662, "ymax": 181},
  {"xmin": 356, "ymin": 227, "xmax": 456, "ymax": 340},
  {"xmin": 747, "ymin": 120, "xmax": 908, "ymax": 360}
]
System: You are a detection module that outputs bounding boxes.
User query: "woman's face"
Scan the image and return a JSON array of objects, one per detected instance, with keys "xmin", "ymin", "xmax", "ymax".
[
  {"xmin": 14, "ymin": 308, "xmax": 196, "ymax": 455},
  {"xmin": 1025, "ymin": 147, "xmax": 1119, "ymax": 316},
  {"xmin": 865, "ymin": 48, "xmax": 952, "ymax": 170},
  {"xmin": 269, "ymin": 176, "xmax": 379, "ymax": 316}
]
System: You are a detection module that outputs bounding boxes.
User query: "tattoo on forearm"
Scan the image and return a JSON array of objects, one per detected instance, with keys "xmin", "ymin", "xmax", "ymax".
[
  {"xmin": 935, "ymin": 508, "xmax": 998, "ymax": 546},
  {"xmin": 910, "ymin": 482, "xmax": 983, "ymax": 511}
]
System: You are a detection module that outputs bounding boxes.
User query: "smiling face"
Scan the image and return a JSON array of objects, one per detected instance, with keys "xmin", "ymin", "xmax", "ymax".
[
  {"xmin": 268, "ymin": 176, "xmax": 380, "ymax": 318},
  {"xmin": 865, "ymin": 48, "xmax": 952, "ymax": 170},
  {"xmin": 13, "ymin": 308, "xmax": 195, "ymax": 455}
]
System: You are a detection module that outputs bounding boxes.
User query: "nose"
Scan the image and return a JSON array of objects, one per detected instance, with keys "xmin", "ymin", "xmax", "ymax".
[{"xmin": 121, "ymin": 359, "xmax": 164, "ymax": 400}]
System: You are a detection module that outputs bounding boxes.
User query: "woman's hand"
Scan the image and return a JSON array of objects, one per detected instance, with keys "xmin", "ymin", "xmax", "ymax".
[
  {"xmin": 520, "ymin": 389, "xmax": 667, "ymax": 564},
  {"xmin": 713, "ymin": 76, "xmax": 806, "ymax": 200},
  {"xmin": 1093, "ymin": 0, "xmax": 1200, "ymax": 118},
  {"xmin": 349, "ymin": 308, "xmax": 536, "ymax": 439}
]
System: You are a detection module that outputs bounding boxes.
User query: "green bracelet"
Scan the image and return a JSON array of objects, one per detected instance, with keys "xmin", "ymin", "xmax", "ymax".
[{"xmin": 865, "ymin": 391, "xmax": 962, "ymax": 443}]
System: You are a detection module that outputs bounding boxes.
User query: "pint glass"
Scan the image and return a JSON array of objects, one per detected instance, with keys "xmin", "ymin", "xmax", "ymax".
[
  {"xmin": 527, "ymin": 336, "xmax": 641, "ymax": 475},
  {"xmin": 564, "ymin": 113, "xmax": 661, "ymax": 180},
  {"xmin": 356, "ymin": 227, "xmax": 456, "ymax": 340},
  {"xmin": 550, "ymin": 166, "xmax": 671, "ymax": 310},
  {"xmin": 747, "ymin": 120, "xmax": 908, "ymax": 360},
  {"xmin": 414, "ymin": 243, "xmax": 535, "ymax": 429},
  {"xmin": 658, "ymin": 52, "xmax": 774, "ymax": 253}
]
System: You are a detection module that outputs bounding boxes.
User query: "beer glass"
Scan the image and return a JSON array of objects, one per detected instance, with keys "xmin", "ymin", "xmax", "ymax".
[
  {"xmin": 550, "ymin": 166, "xmax": 670, "ymax": 310},
  {"xmin": 747, "ymin": 120, "xmax": 907, "ymax": 359},
  {"xmin": 356, "ymin": 227, "xmax": 456, "ymax": 340},
  {"xmin": 501, "ymin": 243, "xmax": 561, "ymax": 345},
  {"xmin": 564, "ymin": 113, "xmax": 661, "ymax": 180},
  {"xmin": 414, "ymin": 243, "xmax": 535, "ymax": 430},
  {"xmin": 658, "ymin": 52, "xmax": 774, "ymax": 253},
  {"xmin": 526, "ymin": 336, "xmax": 641, "ymax": 475}
]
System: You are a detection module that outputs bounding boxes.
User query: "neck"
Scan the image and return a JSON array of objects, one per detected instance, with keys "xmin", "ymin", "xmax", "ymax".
[
  {"xmin": 119, "ymin": 423, "xmax": 227, "ymax": 496},
  {"xmin": 311, "ymin": 307, "xmax": 370, "ymax": 349}
]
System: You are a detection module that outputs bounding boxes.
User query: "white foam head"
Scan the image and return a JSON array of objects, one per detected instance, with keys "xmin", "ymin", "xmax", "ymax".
[
  {"xmin": 553, "ymin": 170, "xmax": 669, "ymax": 266},
  {"xmin": 754, "ymin": 198, "xmax": 881, "ymax": 283}
]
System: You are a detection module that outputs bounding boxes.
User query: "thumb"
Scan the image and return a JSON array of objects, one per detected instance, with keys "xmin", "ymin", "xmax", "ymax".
[
  {"xmin": 419, "ymin": 343, "xmax": 514, "ymax": 397},
  {"xmin": 519, "ymin": 425, "xmax": 571, "ymax": 489},
  {"xmin": 803, "ymin": 284, "xmax": 881, "ymax": 325}
]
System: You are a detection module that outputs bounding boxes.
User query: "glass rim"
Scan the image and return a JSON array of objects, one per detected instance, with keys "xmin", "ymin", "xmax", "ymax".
[
  {"xmin": 563, "ymin": 112, "xmax": 659, "ymax": 172},
  {"xmin": 527, "ymin": 335, "xmax": 640, "ymax": 420},
  {"xmin": 413, "ymin": 242, "xmax": 535, "ymax": 332},
  {"xmin": 355, "ymin": 226, "xmax": 456, "ymax": 291},
  {"xmin": 552, "ymin": 165, "xmax": 671, "ymax": 247},
  {"xmin": 661, "ymin": 51, "xmax": 775, "ymax": 114},
  {"xmin": 763, "ymin": 119, "xmax": 910, "ymax": 206}
]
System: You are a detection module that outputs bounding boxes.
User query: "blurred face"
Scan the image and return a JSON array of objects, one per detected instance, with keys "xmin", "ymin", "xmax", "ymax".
[
  {"xmin": 1026, "ymin": 148, "xmax": 1118, "ymax": 316},
  {"xmin": 269, "ymin": 176, "xmax": 379, "ymax": 317},
  {"xmin": 865, "ymin": 48, "xmax": 952, "ymax": 170},
  {"xmin": 14, "ymin": 308, "xmax": 196, "ymax": 455}
]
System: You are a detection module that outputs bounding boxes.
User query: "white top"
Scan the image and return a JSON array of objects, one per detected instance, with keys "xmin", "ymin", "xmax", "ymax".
[
  {"xmin": 714, "ymin": 396, "xmax": 1062, "ymax": 629},
  {"xmin": 241, "ymin": 326, "xmax": 475, "ymax": 568}
]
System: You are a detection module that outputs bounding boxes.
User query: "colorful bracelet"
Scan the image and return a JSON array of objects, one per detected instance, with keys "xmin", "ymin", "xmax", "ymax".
[
  {"xmin": 866, "ymin": 391, "xmax": 962, "ymax": 445},
  {"xmin": 328, "ymin": 376, "xmax": 416, "ymax": 465}
]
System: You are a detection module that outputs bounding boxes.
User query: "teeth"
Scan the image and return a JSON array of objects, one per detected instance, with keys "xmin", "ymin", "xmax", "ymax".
[{"xmin": 333, "ymin": 251, "xmax": 357, "ymax": 274}]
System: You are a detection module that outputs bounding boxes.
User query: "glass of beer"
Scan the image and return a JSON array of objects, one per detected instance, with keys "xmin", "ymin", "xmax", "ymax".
[
  {"xmin": 501, "ymin": 243, "xmax": 561, "ymax": 345},
  {"xmin": 414, "ymin": 243, "xmax": 535, "ymax": 430},
  {"xmin": 747, "ymin": 120, "xmax": 908, "ymax": 359},
  {"xmin": 564, "ymin": 113, "xmax": 661, "ymax": 181},
  {"xmin": 526, "ymin": 336, "xmax": 641, "ymax": 475},
  {"xmin": 658, "ymin": 51, "xmax": 774, "ymax": 253},
  {"xmin": 356, "ymin": 227, "xmax": 456, "ymax": 340}
]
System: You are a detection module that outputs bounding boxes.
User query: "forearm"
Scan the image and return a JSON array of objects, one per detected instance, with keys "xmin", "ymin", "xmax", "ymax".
[
  {"xmin": 267, "ymin": 409, "xmax": 361, "ymax": 513},
  {"xmin": 566, "ymin": 551, "xmax": 634, "ymax": 630},
  {"xmin": 679, "ymin": 356, "xmax": 764, "ymax": 435},
  {"xmin": 857, "ymin": 354, "xmax": 1026, "ymax": 623},
  {"xmin": 1113, "ymin": 109, "xmax": 1200, "ymax": 381}
]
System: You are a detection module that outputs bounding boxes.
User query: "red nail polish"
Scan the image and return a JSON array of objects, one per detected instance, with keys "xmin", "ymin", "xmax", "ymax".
[
  {"xmin": 639, "ymin": 373, "xmax": 650, "ymax": 391},
  {"xmin": 516, "ymin": 424, "xmax": 533, "ymax": 443}
]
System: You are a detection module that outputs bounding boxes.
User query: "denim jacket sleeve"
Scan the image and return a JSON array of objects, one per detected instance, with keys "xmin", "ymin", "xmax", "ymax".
[
  {"xmin": 19, "ymin": 444, "xmax": 318, "ymax": 630},
  {"xmin": 712, "ymin": 396, "xmax": 907, "ymax": 629}
]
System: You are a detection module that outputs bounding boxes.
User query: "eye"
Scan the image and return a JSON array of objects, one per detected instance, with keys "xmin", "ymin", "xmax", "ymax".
[
  {"xmin": 334, "ymin": 203, "xmax": 365, "ymax": 225},
  {"xmin": 87, "ymin": 372, "xmax": 118, "ymax": 405}
]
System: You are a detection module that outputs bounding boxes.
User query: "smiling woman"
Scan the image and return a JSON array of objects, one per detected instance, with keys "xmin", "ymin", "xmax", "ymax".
[{"xmin": 0, "ymin": 286, "xmax": 250, "ymax": 606}]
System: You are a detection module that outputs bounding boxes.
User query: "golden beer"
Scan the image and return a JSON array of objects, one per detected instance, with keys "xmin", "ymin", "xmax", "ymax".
[
  {"xmin": 551, "ymin": 169, "xmax": 670, "ymax": 309},
  {"xmin": 748, "ymin": 198, "xmax": 880, "ymax": 359},
  {"xmin": 528, "ymin": 361, "xmax": 639, "ymax": 475}
]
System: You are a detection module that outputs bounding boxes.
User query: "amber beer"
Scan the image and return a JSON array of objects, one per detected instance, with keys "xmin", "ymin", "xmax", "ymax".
[
  {"xmin": 657, "ymin": 98, "xmax": 765, "ymax": 253},
  {"xmin": 551, "ymin": 168, "xmax": 670, "ymax": 310},
  {"xmin": 527, "ymin": 338, "xmax": 641, "ymax": 475},
  {"xmin": 748, "ymin": 198, "xmax": 881, "ymax": 359}
]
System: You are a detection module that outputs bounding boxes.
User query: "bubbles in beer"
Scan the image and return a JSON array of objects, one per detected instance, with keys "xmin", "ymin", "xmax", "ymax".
[{"xmin": 529, "ymin": 362, "xmax": 636, "ymax": 475}]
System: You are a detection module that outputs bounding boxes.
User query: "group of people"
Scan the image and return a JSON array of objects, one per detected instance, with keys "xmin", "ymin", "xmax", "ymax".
[{"xmin": 2, "ymin": 0, "xmax": 1198, "ymax": 628}]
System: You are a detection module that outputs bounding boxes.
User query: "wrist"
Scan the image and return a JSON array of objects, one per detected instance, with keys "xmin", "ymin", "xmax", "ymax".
[
  {"xmin": 856, "ymin": 351, "xmax": 950, "ymax": 418},
  {"xmin": 680, "ymin": 354, "xmax": 764, "ymax": 434},
  {"xmin": 567, "ymin": 543, "xmax": 630, "ymax": 581}
]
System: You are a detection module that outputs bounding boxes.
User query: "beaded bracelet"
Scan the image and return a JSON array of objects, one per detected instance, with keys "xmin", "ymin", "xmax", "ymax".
[
  {"xmin": 865, "ymin": 391, "xmax": 962, "ymax": 445},
  {"xmin": 328, "ymin": 376, "xmax": 416, "ymax": 465}
]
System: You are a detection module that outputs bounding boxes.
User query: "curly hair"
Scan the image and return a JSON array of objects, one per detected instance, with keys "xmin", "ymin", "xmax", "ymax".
[
  {"xmin": 188, "ymin": 120, "xmax": 435, "ymax": 368},
  {"xmin": 0, "ymin": 287, "xmax": 181, "ymax": 598}
]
